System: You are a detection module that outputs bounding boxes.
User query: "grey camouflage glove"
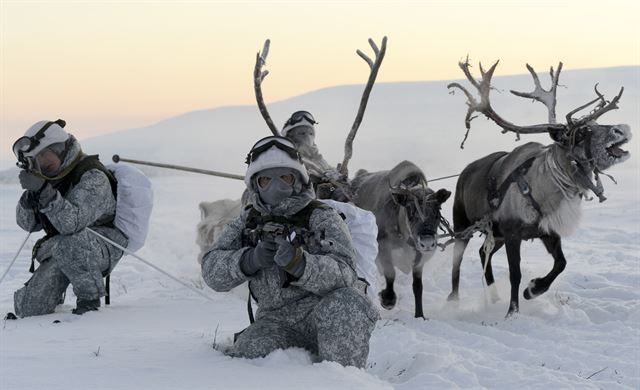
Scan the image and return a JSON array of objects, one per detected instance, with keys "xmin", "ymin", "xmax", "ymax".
[
  {"xmin": 19, "ymin": 191, "xmax": 40, "ymax": 210},
  {"xmin": 274, "ymin": 236, "xmax": 305, "ymax": 278},
  {"xmin": 240, "ymin": 240, "xmax": 277, "ymax": 276},
  {"xmin": 19, "ymin": 170, "xmax": 45, "ymax": 192},
  {"xmin": 38, "ymin": 183, "xmax": 57, "ymax": 208}
]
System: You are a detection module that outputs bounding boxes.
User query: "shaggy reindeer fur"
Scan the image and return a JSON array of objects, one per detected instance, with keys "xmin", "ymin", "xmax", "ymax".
[{"xmin": 196, "ymin": 199, "xmax": 243, "ymax": 263}]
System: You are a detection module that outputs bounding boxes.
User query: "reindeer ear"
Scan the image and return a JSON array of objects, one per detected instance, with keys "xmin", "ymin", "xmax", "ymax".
[
  {"xmin": 548, "ymin": 127, "xmax": 565, "ymax": 143},
  {"xmin": 434, "ymin": 189, "xmax": 452, "ymax": 204},
  {"xmin": 199, "ymin": 202, "xmax": 209, "ymax": 219}
]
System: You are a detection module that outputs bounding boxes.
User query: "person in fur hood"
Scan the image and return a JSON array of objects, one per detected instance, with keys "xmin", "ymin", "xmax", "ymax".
[
  {"xmin": 201, "ymin": 135, "xmax": 379, "ymax": 368},
  {"xmin": 10, "ymin": 119, "xmax": 127, "ymax": 317}
]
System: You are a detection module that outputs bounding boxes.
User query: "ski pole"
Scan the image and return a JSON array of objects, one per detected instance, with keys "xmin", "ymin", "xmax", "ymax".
[
  {"xmin": 86, "ymin": 228, "xmax": 215, "ymax": 302},
  {"xmin": 0, "ymin": 232, "xmax": 31, "ymax": 286},
  {"xmin": 112, "ymin": 155, "xmax": 245, "ymax": 181}
]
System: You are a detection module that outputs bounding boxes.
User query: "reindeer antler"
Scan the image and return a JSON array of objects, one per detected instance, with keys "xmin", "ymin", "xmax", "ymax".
[
  {"xmin": 448, "ymin": 57, "xmax": 566, "ymax": 149},
  {"xmin": 254, "ymin": 39, "xmax": 279, "ymax": 136},
  {"xmin": 510, "ymin": 62, "xmax": 563, "ymax": 124},
  {"xmin": 339, "ymin": 36, "xmax": 388, "ymax": 176},
  {"xmin": 566, "ymin": 84, "xmax": 624, "ymax": 128}
]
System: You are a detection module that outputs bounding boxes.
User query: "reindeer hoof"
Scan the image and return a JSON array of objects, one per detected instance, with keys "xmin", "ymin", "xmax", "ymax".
[
  {"xmin": 379, "ymin": 291, "xmax": 397, "ymax": 310},
  {"xmin": 523, "ymin": 278, "xmax": 547, "ymax": 300},
  {"xmin": 447, "ymin": 291, "xmax": 459, "ymax": 302},
  {"xmin": 505, "ymin": 303, "xmax": 519, "ymax": 318}
]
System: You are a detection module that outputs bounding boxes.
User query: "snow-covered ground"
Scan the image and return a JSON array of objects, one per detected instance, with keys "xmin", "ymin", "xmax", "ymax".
[
  {"xmin": 1, "ymin": 166, "xmax": 638, "ymax": 389},
  {"xmin": 1, "ymin": 66, "xmax": 639, "ymax": 389}
]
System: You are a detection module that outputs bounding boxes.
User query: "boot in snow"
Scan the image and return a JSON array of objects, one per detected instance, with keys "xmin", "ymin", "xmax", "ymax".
[
  {"xmin": 4, "ymin": 312, "xmax": 17, "ymax": 320},
  {"xmin": 72, "ymin": 299, "xmax": 100, "ymax": 315}
]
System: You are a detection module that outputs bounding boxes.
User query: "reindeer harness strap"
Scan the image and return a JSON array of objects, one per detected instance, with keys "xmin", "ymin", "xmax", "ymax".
[{"xmin": 487, "ymin": 156, "xmax": 542, "ymax": 216}]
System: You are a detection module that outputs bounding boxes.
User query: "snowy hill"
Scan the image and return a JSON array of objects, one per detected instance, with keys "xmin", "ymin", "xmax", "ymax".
[
  {"xmin": 1, "ymin": 66, "xmax": 639, "ymax": 389},
  {"xmin": 78, "ymin": 66, "xmax": 639, "ymax": 179}
]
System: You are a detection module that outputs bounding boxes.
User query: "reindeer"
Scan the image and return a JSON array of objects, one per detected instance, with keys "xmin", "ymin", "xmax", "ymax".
[
  {"xmin": 447, "ymin": 58, "xmax": 632, "ymax": 317},
  {"xmin": 351, "ymin": 161, "xmax": 451, "ymax": 318}
]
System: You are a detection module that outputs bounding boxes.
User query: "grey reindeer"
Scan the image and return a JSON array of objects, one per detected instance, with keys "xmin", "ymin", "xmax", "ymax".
[
  {"xmin": 447, "ymin": 58, "xmax": 632, "ymax": 317},
  {"xmin": 350, "ymin": 162, "xmax": 451, "ymax": 319}
]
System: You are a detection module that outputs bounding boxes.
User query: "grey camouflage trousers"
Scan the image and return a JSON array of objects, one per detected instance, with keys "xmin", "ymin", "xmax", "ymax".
[
  {"xmin": 231, "ymin": 286, "xmax": 380, "ymax": 368},
  {"xmin": 14, "ymin": 227, "xmax": 126, "ymax": 317}
]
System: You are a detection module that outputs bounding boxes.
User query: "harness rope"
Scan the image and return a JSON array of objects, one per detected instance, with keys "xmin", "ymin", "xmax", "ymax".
[{"xmin": 545, "ymin": 147, "xmax": 584, "ymax": 201}]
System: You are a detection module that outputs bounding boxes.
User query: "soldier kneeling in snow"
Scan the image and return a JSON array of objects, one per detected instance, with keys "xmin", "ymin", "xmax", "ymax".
[
  {"xmin": 11, "ymin": 120, "xmax": 127, "ymax": 317},
  {"xmin": 201, "ymin": 136, "xmax": 379, "ymax": 368}
]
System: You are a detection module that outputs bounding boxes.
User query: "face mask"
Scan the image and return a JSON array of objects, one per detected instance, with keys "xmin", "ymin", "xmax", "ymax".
[
  {"xmin": 288, "ymin": 126, "xmax": 315, "ymax": 148},
  {"xmin": 258, "ymin": 177, "xmax": 294, "ymax": 206},
  {"xmin": 256, "ymin": 168, "xmax": 298, "ymax": 206}
]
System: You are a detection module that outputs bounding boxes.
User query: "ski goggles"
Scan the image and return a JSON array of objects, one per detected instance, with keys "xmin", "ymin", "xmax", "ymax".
[
  {"xmin": 12, "ymin": 119, "xmax": 66, "ymax": 164},
  {"xmin": 283, "ymin": 111, "xmax": 317, "ymax": 129},
  {"xmin": 257, "ymin": 170, "xmax": 296, "ymax": 189},
  {"xmin": 245, "ymin": 136, "xmax": 302, "ymax": 165}
]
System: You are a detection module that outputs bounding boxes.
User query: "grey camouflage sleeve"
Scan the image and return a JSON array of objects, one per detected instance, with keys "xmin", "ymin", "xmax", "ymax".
[
  {"xmin": 16, "ymin": 191, "xmax": 42, "ymax": 232},
  {"xmin": 201, "ymin": 212, "xmax": 251, "ymax": 292},
  {"xmin": 291, "ymin": 207, "xmax": 357, "ymax": 295},
  {"xmin": 39, "ymin": 169, "xmax": 115, "ymax": 235}
]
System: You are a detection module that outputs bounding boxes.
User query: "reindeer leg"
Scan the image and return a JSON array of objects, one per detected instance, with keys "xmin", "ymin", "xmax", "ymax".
[
  {"xmin": 448, "ymin": 238, "xmax": 469, "ymax": 301},
  {"xmin": 412, "ymin": 254, "xmax": 425, "ymax": 319},
  {"xmin": 504, "ymin": 236, "xmax": 522, "ymax": 317},
  {"xmin": 377, "ymin": 245, "xmax": 397, "ymax": 310},
  {"xmin": 479, "ymin": 238, "xmax": 504, "ymax": 303},
  {"xmin": 524, "ymin": 234, "xmax": 567, "ymax": 300}
]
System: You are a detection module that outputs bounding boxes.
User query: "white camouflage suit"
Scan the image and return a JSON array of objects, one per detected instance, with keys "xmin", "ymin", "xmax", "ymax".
[
  {"xmin": 201, "ymin": 188, "xmax": 380, "ymax": 368},
  {"xmin": 14, "ymin": 140, "xmax": 127, "ymax": 317}
]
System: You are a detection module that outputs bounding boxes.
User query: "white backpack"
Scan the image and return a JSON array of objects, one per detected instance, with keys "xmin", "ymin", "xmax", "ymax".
[
  {"xmin": 319, "ymin": 199, "xmax": 380, "ymax": 297},
  {"xmin": 106, "ymin": 163, "xmax": 153, "ymax": 252}
]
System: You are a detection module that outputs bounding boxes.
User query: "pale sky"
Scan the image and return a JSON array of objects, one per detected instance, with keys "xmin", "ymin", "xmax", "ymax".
[{"xmin": 1, "ymin": 0, "xmax": 639, "ymax": 158}]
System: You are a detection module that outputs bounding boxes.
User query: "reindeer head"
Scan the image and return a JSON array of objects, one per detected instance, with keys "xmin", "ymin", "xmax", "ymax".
[
  {"xmin": 558, "ymin": 122, "xmax": 632, "ymax": 173},
  {"xmin": 555, "ymin": 85, "xmax": 632, "ymax": 172},
  {"xmin": 389, "ymin": 161, "xmax": 452, "ymax": 253},
  {"xmin": 448, "ymin": 58, "xmax": 632, "ymax": 198}
]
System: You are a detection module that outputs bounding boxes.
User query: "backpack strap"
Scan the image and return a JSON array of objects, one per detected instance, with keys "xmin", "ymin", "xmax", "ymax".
[
  {"xmin": 290, "ymin": 199, "xmax": 328, "ymax": 228},
  {"xmin": 66, "ymin": 155, "xmax": 117, "ymax": 197}
]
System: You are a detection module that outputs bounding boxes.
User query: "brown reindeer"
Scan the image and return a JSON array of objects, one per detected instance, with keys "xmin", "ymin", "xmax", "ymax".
[{"xmin": 447, "ymin": 58, "xmax": 632, "ymax": 317}]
